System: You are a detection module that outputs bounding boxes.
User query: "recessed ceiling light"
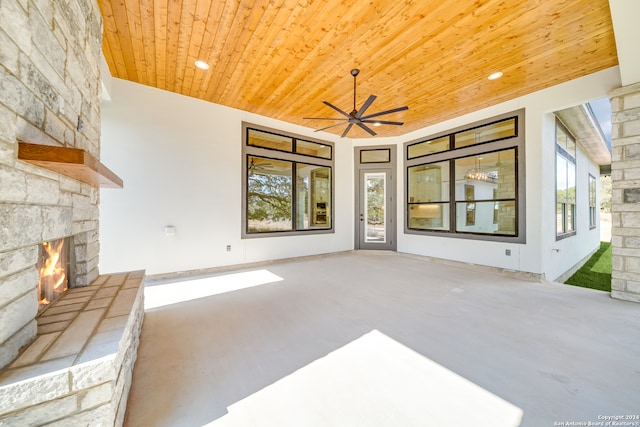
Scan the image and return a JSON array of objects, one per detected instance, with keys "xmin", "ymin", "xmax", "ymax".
[
  {"xmin": 488, "ymin": 71, "xmax": 503, "ymax": 80},
  {"xmin": 195, "ymin": 60, "xmax": 210, "ymax": 70},
  {"xmin": 373, "ymin": 122, "xmax": 381, "ymax": 127}
]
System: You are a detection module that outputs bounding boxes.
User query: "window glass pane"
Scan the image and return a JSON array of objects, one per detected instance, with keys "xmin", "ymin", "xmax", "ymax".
[
  {"xmin": 566, "ymin": 139, "xmax": 576, "ymax": 157},
  {"xmin": 409, "ymin": 203, "xmax": 449, "ymax": 231},
  {"xmin": 456, "ymin": 201, "xmax": 516, "ymax": 235},
  {"xmin": 296, "ymin": 164, "xmax": 331, "ymax": 229},
  {"xmin": 248, "ymin": 129, "xmax": 293, "ymax": 152},
  {"xmin": 407, "ymin": 136, "xmax": 449, "ymax": 158},
  {"xmin": 408, "ymin": 161, "xmax": 449, "ymax": 203},
  {"xmin": 455, "ymin": 149, "xmax": 516, "ymax": 200},
  {"xmin": 567, "ymin": 204, "xmax": 575, "ymax": 232},
  {"xmin": 495, "ymin": 200, "xmax": 517, "ymax": 235},
  {"xmin": 296, "ymin": 140, "xmax": 331, "ymax": 159},
  {"xmin": 589, "ymin": 175, "xmax": 597, "ymax": 228},
  {"xmin": 247, "ymin": 156, "xmax": 293, "ymax": 232},
  {"xmin": 567, "ymin": 162, "xmax": 576, "ymax": 203},
  {"xmin": 493, "ymin": 201, "xmax": 517, "ymax": 235},
  {"xmin": 360, "ymin": 149, "xmax": 391, "ymax": 163},
  {"xmin": 556, "ymin": 126, "xmax": 567, "ymax": 149},
  {"xmin": 365, "ymin": 173, "xmax": 386, "ymax": 241},
  {"xmin": 556, "ymin": 154, "xmax": 567, "ymax": 202},
  {"xmin": 464, "ymin": 185, "xmax": 475, "ymax": 225},
  {"xmin": 455, "ymin": 117, "xmax": 516, "ymax": 148},
  {"xmin": 557, "ymin": 203, "xmax": 565, "ymax": 234},
  {"xmin": 589, "ymin": 175, "xmax": 596, "ymax": 206}
]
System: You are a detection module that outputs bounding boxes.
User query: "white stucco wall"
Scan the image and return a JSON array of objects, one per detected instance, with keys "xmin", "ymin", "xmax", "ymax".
[
  {"xmin": 100, "ymin": 67, "xmax": 619, "ymax": 279},
  {"xmin": 99, "ymin": 78, "xmax": 352, "ymax": 275}
]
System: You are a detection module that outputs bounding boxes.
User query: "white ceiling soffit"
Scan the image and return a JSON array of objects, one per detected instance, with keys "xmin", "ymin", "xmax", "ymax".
[
  {"xmin": 609, "ymin": 0, "xmax": 640, "ymax": 86},
  {"xmin": 556, "ymin": 105, "xmax": 612, "ymax": 166}
]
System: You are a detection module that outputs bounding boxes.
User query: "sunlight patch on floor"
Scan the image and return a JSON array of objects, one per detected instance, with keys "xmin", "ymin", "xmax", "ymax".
[
  {"xmin": 144, "ymin": 269, "xmax": 284, "ymax": 310},
  {"xmin": 206, "ymin": 330, "xmax": 523, "ymax": 427}
]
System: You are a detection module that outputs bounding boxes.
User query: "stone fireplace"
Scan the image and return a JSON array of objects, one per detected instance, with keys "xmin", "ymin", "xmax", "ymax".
[
  {"xmin": 0, "ymin": 0, "xmax": 104, "ymax": 356},
  {"xmin": 1, "ymin": 220, "xmax": 100, "ymax": 366},
  {"xmin": 0, "ymin": 1, "xmax": 142, "ymax": 425}
]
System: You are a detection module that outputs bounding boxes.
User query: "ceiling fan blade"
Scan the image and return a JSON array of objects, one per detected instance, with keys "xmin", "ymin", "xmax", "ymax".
[
  {"xmin": 356, "ymin": 122, "xmax": 377, "ymax": 136},
  {"xmin": 341, "ymin": 123, "xmax": 354, "ymax": 138},
  {"xmin": 323, "ymin": 101, "xmax": 352, "ymax": 118},
  {"xmin": 361, "ymin": 105, "xmax": 409, "ymax": 120},
  {"xmin": 303, "ymin": 117, "xmax": 349, "ymax": 121},
  {"xmin": 355, "ymin": 95, "xmax": 377, "ymax": 118},
  {"xmin": 361, "ymin": 120, "xmax": 404, "ymax": 126},
  {"xmin": 315, "ymin": 122, "xmax": 351, "ymax": 132}
]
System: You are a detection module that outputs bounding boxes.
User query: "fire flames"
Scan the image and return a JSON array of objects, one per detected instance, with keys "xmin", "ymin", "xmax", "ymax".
[{"xmin": 38, "ymin": 239, "xmax": 68, "ymax": 309}]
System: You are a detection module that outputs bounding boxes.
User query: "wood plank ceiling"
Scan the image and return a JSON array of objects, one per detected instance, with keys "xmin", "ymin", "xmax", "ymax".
[{"xmin": 99, "ymin": 0, "xmax": 618, "ymax": 138}]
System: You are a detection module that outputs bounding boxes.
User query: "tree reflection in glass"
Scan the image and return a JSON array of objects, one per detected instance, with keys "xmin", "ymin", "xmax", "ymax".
[{"xmin": 247, "ymin": 156, "xmax": 293, "ymax": 232}]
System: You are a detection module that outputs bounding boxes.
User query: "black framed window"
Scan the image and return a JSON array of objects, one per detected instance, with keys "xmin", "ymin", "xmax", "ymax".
[
  {"xmin": 242, "ymin": 123, "xmax": 334, "ymax": 237},
  {"xmin": 404, "ymin": 110, "xmax": 525, "ymax": 243}
]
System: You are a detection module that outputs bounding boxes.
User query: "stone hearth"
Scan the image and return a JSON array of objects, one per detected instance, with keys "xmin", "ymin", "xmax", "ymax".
[{"xmin": 0, "ymin": 271, "xmax": 144, "ymax": 425}]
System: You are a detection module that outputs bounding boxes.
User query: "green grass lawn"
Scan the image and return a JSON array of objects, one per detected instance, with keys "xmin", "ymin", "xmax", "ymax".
[{"xmin": 564, "ymin": 242, "xmax": 612, "ymax": 292}]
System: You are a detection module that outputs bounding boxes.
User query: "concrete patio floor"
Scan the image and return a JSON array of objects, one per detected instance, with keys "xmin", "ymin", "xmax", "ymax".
[{"xmin": 124, "ymin": 251, "xmax": 640, "ymax": 427}]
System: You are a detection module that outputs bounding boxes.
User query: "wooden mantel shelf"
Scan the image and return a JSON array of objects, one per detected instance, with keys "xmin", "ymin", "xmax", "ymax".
[{"xmin": 18, "ymin": 142, "xmax": 124, "ymax": 189}]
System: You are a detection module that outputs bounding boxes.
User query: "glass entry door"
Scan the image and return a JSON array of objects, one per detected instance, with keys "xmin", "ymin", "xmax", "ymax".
[
  {"xmin": 357, "ymin": 168, "xmax": 394, "ymax": 249},
  {"xmin": 355, "ymin": 146, "xmax": 396, "ymax": 250},
  {"xmin": 363, "ymin": 171, "xmax": 387, "ymax": 243}
]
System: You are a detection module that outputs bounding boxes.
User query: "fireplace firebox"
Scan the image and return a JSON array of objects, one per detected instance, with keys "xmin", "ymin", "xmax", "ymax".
[{"xmin": 37, "ymin": 237, "xmax": 73, "ymax": 311}]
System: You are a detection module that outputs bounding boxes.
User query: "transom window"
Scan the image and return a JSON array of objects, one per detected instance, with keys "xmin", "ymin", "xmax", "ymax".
[
  {"xmin": 242, "ymin": 124, "xmax": 334, "ymax": 237},
  {"xmin": 404, "ymin": 110, "xmax": 525, "ymax": 243},
  {"xmin": 247, "ymin": 128, "xmax": 332, "ymax": 159},
  {"xmin": 407, "ymin": 117, "xmax": 517, "ymax": 158}
]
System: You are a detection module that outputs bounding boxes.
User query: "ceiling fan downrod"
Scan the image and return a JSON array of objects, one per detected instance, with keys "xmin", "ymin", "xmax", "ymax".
[{"xmin": 351, "ymin": 68, "xmax": 359, "ymax": 116}]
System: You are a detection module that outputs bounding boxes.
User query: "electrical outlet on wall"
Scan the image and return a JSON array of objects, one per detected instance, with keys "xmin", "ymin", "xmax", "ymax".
[
  {"xmin": 226, "ymin": 245, "xmax": 231, "ymax": 252},
  {"xmin": 505, "ymin": 249, "xmax": 511, "ymax": 256}
]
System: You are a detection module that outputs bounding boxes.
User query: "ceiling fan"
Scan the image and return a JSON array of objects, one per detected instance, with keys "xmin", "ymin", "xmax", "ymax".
[
  {"xmin": 304, "ymin": 69, "xmax": 409, "ymax": 138},
  {"xmin": 248, "ymin": 157, "xmax": 274, "ymax": 173}
]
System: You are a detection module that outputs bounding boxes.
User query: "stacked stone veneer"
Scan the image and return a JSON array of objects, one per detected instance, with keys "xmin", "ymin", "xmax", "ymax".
[
  {"xmin": 0, "ymin": 0, "xmax": 104, "ymax": 368},
  {"xmin": 610, "ymin": 82, "xmax": 640, "ymax": 303},
  {"xmin": 0, "ymin": 271, "xmax": 144, "ymax": 425}
]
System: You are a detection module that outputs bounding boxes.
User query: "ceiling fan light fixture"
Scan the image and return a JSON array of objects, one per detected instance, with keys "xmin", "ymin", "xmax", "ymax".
[
  {"xmin": 195, "ymin": 60, "xmax": 210, "ymax": 70},
  {"xmin": 488, "ymin": 71, "xmax": 503, "ymax": 80}
]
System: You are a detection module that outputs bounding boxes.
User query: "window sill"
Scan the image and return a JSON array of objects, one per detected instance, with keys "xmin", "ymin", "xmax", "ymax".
[{"xmin": 556, "ymin": 231, "xmax": 576, "ymax": 241}]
